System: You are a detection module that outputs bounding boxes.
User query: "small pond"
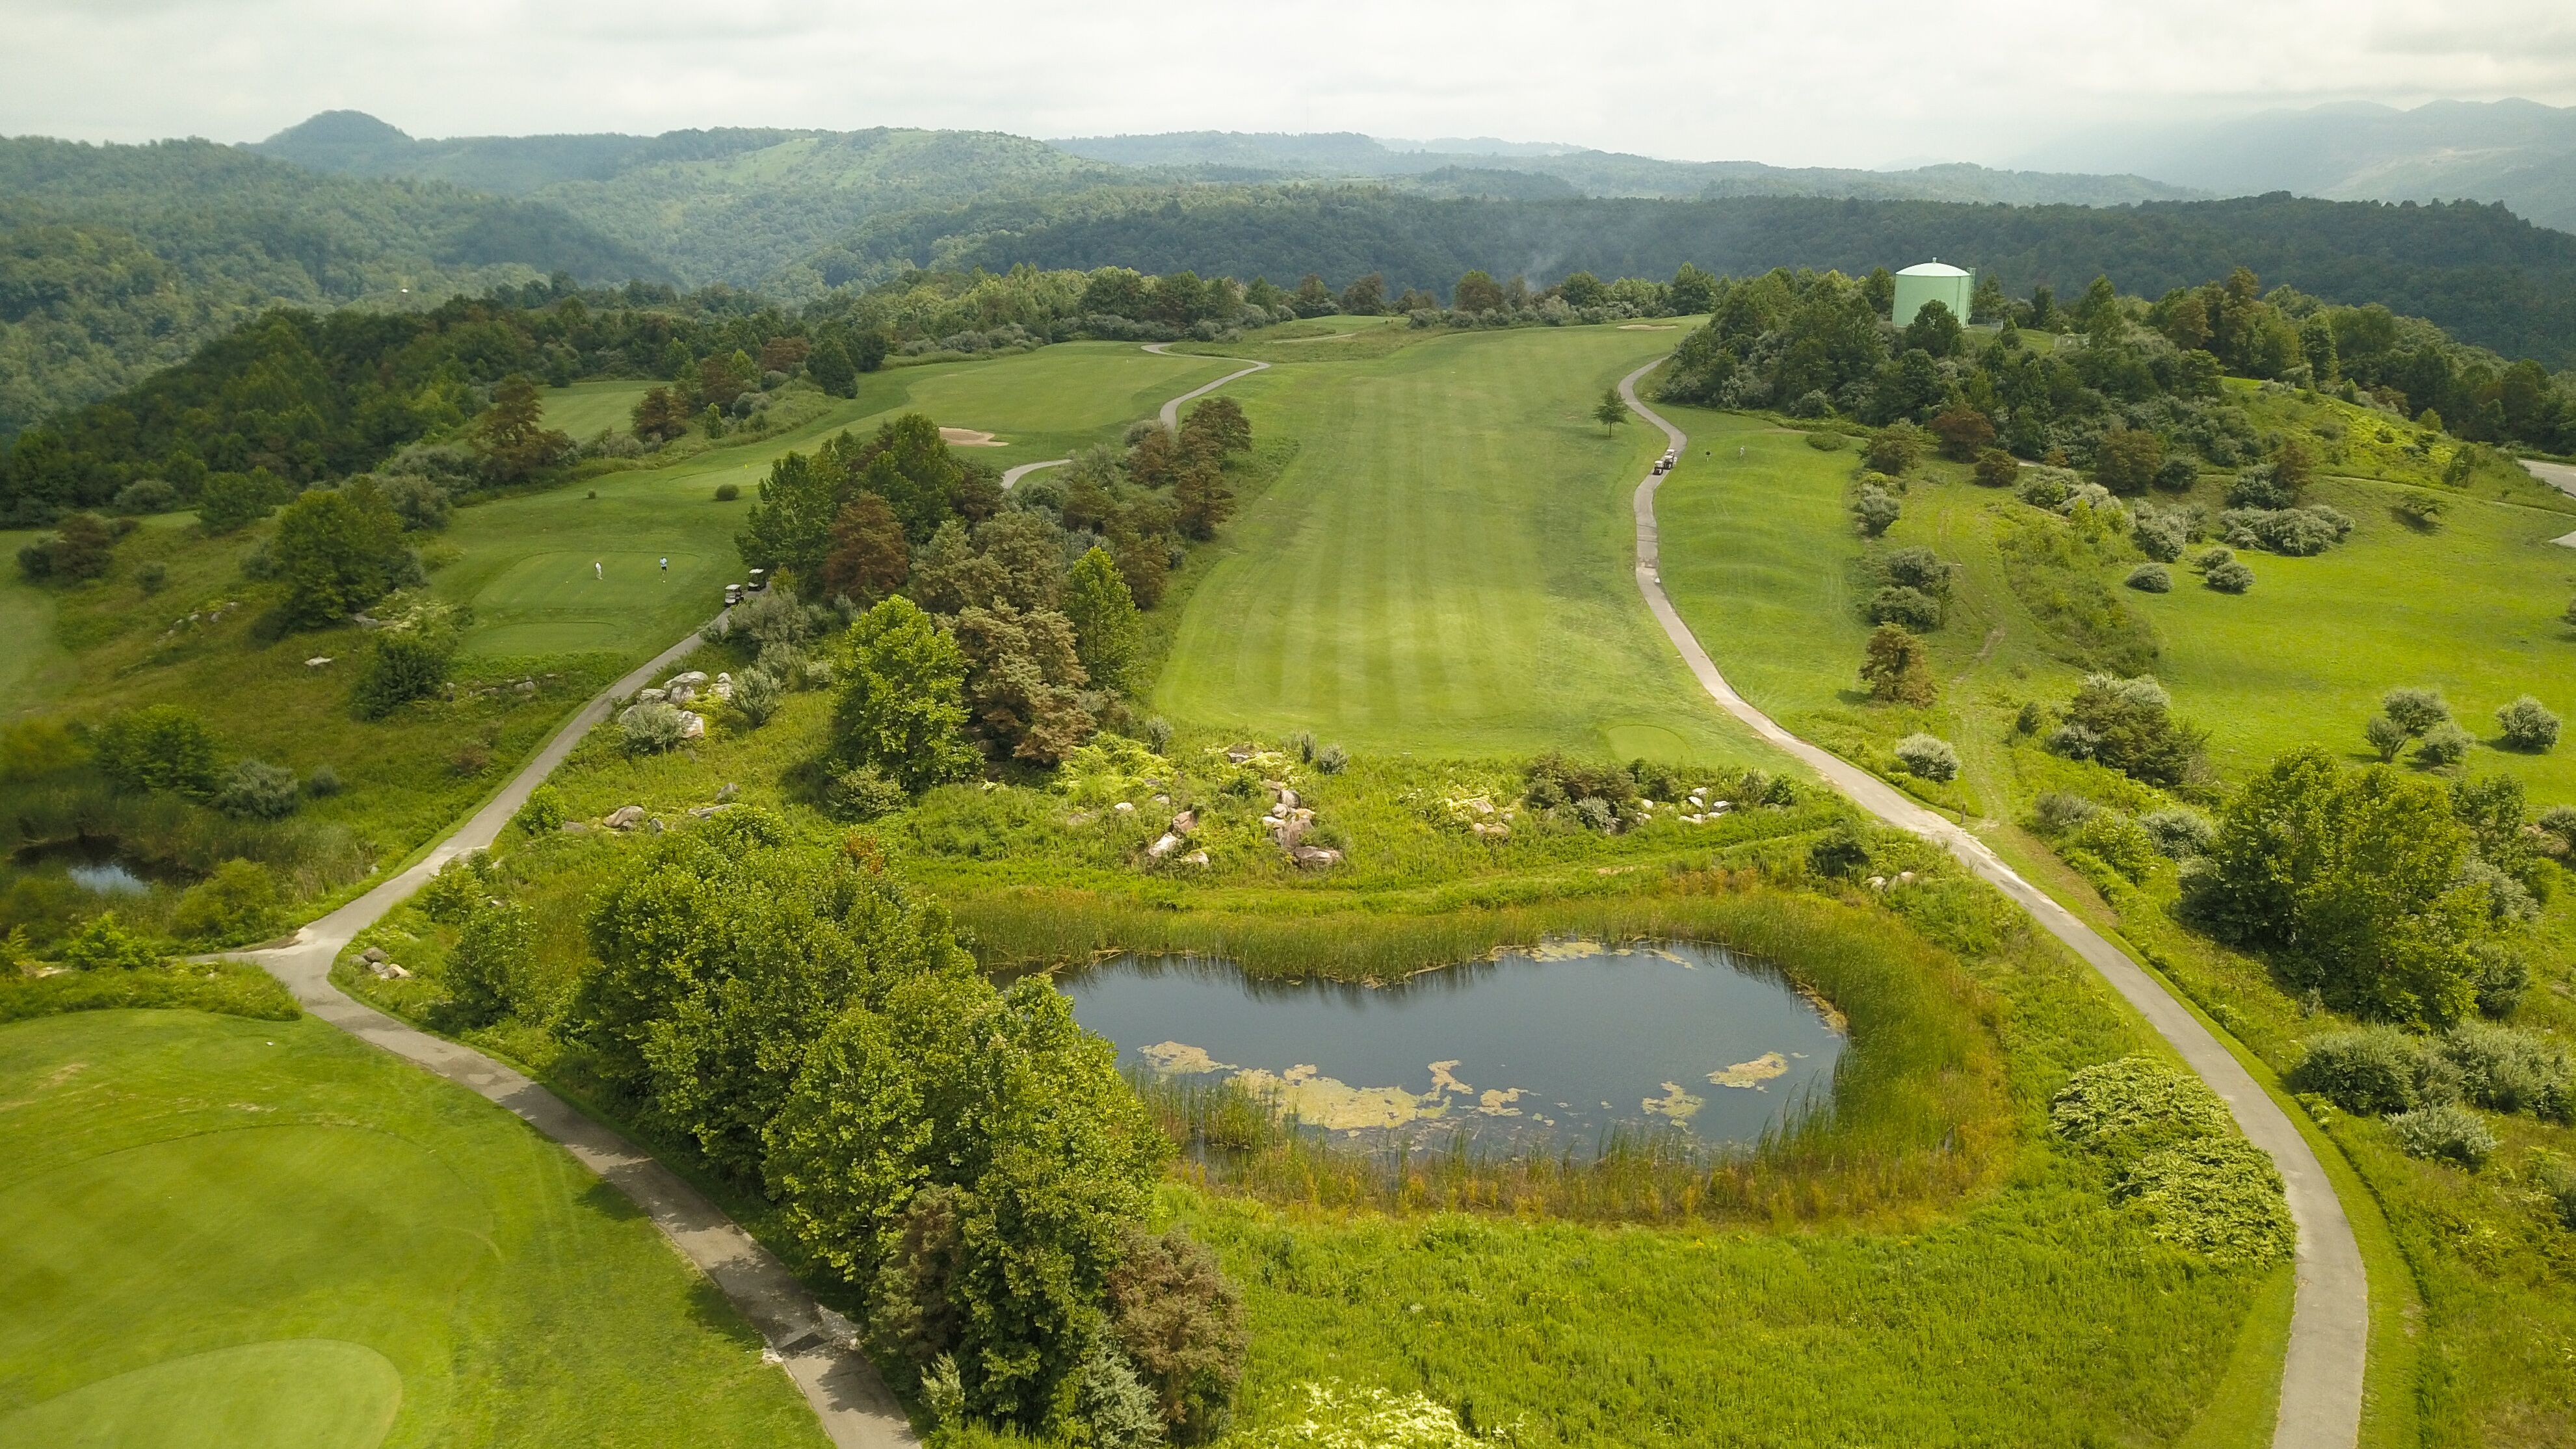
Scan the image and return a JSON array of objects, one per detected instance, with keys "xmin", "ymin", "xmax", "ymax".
[
  {"xmin": 9, "ymin": 838, "xmax": 176, "ymax": 896},
  {"xmin": 1057, "ymin": 941, "xmax": 1847, "ymax": 1158}
]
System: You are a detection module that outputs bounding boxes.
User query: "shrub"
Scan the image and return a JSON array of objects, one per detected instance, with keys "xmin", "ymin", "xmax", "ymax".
[
  {"xmin": 2535, "ymin": 1153, "xmax": 2576, "ymax": 1230},
  {"xmin": 2204, "ymin": 558, "xmax": 2255, "ymax": 593},
  {"xmin": 352, "ymin": 635, "xmax": 450, "ymax": 719},
  {"xmin": 1313, "ymin": 745, "xmax": 1348, "ymax": 775},
  {"xmin": 441, "ymin": 900, "xmax": 533, "ymax": 1030},
  {"xmin": 2030, "ymin": 791, "xmax": 2101, "ymax": 836},
  {"xmin": 2048, "ymin": 674, "xmax": 2206, "ymax": 787},
  {"xmin": 2092, "ymin": 428, "xmax": 2164, "ymax": 495},
  {"xmin": 2382, "ymin": 688, "xmax": 2450, "ymax": 736},
  {"xmin": 2222, "ymin": 506, "xmax": 2353, "ymax": 556},
  {"xmin": 2386, "ymin": 1102, "xmax": 2496, "ymax": 1168},
  {"xmin": 729, "ymin": 666, "xmax": 782, "ymax": 728},
  {"xmin": 619, "ymin": 701, "xmax": 687, "ymax": 754},
  {"xmin": 2363, "ymin": 714, "xmax": 2410, "ymax": 762},
  {"xmin": 1852, "ymin": 487, "xmax": 1901, "ymax": 538},
  {"xmin": 2125, "ymin": 564, "xmax": 2171, "ymax": 593},
  {"xmin": 2114, "ymin": 1138, "xmax": 2296, "ymax": 1266},
  {"xmin": 1107, "ymin": 1227, "xmax": 1248, "ymax": 1442},
  {"xmin": 1972, "ymin": 448, "xmax": 2019, "ymax": 488},
  {"xmin": 303, "ymin": 764, "xmax": 342, "ymax": 797},
  {"xmin": 2471, "ymin": 943, "xmax": 2530, "ymax": 1019},
  {"xmin": 2068, "ymin": 810, "xmax": 2161, "ymax": 880},
  {"xmin": 2396, "ymin": 493, "xmax": 2447, "ymax": 529},
  {"xmin": 1893, "ymin": 733, "xmax": 1959, "ymax": 783},
  {"xmin": 825, "ymin": 764, "xmax": 911, "ymax": 821},
  {"xmin": 2495, "ymin": 696, "xmax": 2560, "ymax": 753},
  {"xmin": 514, "ymin": 784, "xmax": 566, "ymax": 835},
  {"xmin": 2413, "ymin": 721, "xmax": 2475, "ymax": 769},
  {"xmin": 171, "ymin": 859, "xmax": 280, "ymax": 943},
  {"xmin": 1863, "ymin": 424, "xmax": 1923, "ymax": 475},
  {"xmin": 57, "ymin": 912, "xmax": 160, "ymax": 970},
  {"xmin": 136, "ymin": 561, "xmax": 167, "ymax": 594},
  {"xmin": 1859, "ymin": 623, "xmax": 1938, "ymax": 705},
  {"xmin": 2439, "ymin": 1022, "xmax": 2574, "ymax": 1121},
  {"xmin": 2289, "ymin": 1028, "xmax": 2431, "ymax": 1115},
  {"xmin": 1247, "ymin": 1382, "xmax": 1480, "ymax": 1449},
  {"xmin": 1807, "ymin": 825, "xmax": 1872, "ymax": 879},
  {"xmin": 2051, "ymin": 1056, "xmax": 2291, "ymax": 1267},
  {"xmin": 2013, "ymin": 469, "xmax": 2071, "ymax": 508},
  {"xmin": 2138, "ymin": 807, "xmax": 2215, "ymax": 858},
  {"xmin": 1803, "ymin": 430, "xmax": 1845, "ymax": 451},
  {"xmin": 716, "ymin": 482, "xmax": 741, "ymax": 501},
  {"xmin": 2153, "ymin": 454, "xmax": 2200, "ymax": 491},
  {"xmin": 2542, "ymin": 803, "xmax": 2576, "ymax": 853},
  {"xmin": 2131, "ymin": 509, "xmax": 2191, "ymax": 562},
  {"xmin": 211, "ymin": 759, "xmax": 301, "ymax": 819},
  {"xmin": 94, "ymin": 705, "xmax": 219, "ymax": 796},
  {"xmin": 1865, "ymin": 585, "xmax": 1942, "ymax": 631},
  {"xmin": 112, "ymin": 478, "xmax": 179, "ymax": 514},
  {"xmin": 2227, "ymin": 463, "xmax": 2298, "ymax": 510}
]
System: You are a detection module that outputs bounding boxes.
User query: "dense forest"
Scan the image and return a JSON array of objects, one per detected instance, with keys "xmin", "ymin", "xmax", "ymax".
[
  {"xmin": 913, "ymin": 188, "xmax": 2576, "ymax": 371},
  {"xmin": 11, "ymin": 119, "xmax": 2576, "ymax": 445},
  {"xmin": 0, "ymin": 136, "xmax": 662, "ymax": 434}
]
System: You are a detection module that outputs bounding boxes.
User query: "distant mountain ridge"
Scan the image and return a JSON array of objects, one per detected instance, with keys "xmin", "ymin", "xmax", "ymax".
[
  {"xmin": 2019, "ymin": 98, "xmax": 2576, "ymax": 231},
  {"xmin": 1044, "ymin": 129, "xmax": 2208, "ymax": 207}
]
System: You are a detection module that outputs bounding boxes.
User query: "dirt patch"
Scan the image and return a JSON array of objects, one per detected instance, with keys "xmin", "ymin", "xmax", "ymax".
[{"xmin": 939, "ymin": 427, "xmax": 1006, "ymax": 447}]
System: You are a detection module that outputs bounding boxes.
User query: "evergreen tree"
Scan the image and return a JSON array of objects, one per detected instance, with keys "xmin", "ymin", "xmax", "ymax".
[
  {"xmin": 807, "ymin": 336, "xmax": 858, "ymax": 398},
  {"xmin": 1594, "ymin": 387, "xmax": 1629, "ymax": 432},
  {"xmin": 473, "ymin": 374, "xmax": 571, "ymax": 483},
  {"xmin": 821, "ymin": 492, "xmax": 909, "ymax": 605},
  {"xmin": 1859, "ymin": 623, "xmax": 1938, "ymax": 705}
]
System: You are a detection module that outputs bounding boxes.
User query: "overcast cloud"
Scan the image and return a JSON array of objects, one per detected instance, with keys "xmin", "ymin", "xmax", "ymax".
[{"xmin": 5, "ymin": 0, "xmax": 2574, "ymax": 168}]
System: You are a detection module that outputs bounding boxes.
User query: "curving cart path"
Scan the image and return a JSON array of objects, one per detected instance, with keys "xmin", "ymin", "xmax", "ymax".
[
  {"xmin": 215, "ymin": 354, "xmax": 1287, "ymax": 1448},
  {"xmin": 1141, "ymin": 341, "xmax": 1269, "ymax": 429},
  {"xmin": 1618, "ymin": 363, "xmax": 2367, "ymax": 1449}
]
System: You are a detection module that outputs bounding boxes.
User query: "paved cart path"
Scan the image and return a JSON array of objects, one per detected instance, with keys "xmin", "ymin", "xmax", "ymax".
[
  {"xmin": 1142, "ymin": 341, "xmax": 1268, "ymax": 429},
  {"xmin": 224, "ymin": 633, "xmax": 917, "ymax": 1448},
  {"xmin": 1618, "ymin": 363, "xmax": 2367, "ymax": 1449},
  {"xmin": 216, "ymin": 352, "xmax": 1288, "ymax": 1448}
]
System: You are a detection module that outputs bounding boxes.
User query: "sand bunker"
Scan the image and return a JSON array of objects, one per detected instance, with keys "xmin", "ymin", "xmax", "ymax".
[
  {"xmin": 939, "ymin": 427, "xmax": 1006, "ymax": 447},
  {"xmin": 1619, "ymin": 324, "xmax": 1680, "ymax": 331}
]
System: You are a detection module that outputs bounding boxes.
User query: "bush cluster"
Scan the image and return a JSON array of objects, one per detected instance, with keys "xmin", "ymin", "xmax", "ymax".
[{"xmin": 2050, "ymin": 1057, "xmax": 2293, "ymax": 1267}]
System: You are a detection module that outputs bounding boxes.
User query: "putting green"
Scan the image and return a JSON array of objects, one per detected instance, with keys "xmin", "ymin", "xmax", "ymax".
[
  {"xmin": 1152, "ymin": 326, "xmax": 1770, "ymax": 763},
  {"xmin": 0, "ymin": 1011, "xmax": 826, "ymax": 1448},
  {"xmin": 0, "ymin": 1340, "xmax": 401, "ymax": 1449}
]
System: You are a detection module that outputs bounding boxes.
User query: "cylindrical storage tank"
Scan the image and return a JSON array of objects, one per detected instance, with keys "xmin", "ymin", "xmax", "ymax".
[{"xmin": 1891, "ymin": 261, "xmax": 1975, "ymax": 327}]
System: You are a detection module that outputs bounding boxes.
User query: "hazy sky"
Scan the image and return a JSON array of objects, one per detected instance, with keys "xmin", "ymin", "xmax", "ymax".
[{"xmin": 6, "ymin": 0, "xmax": 2574, "ymax": 167}]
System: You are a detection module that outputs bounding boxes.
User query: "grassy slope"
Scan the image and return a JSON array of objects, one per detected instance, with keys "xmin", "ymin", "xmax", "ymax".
[
  {"xmin": 0, "ymin": 1009, "xmax": 824, "ymax": 1449},
  {"xmin": 469, "ymin": 346, "xmax": 1235, "ymax": 659},
  {"xmin": 1154, "ymin": 326, "xmax": 1770, "ymax": 764},
  {"xmin": 1649, "ymin": 390, "xmax": 2576, "ymax": 1442},
  {"xmin": 0, "ymin": 528, "xmax": 71, "ymax": 709},
  {"xmin": 541, "ymin": 380, "xmax": 654, "ymax": 440}
]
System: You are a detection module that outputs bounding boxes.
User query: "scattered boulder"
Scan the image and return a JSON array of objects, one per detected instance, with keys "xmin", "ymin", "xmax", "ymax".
[
  {"xmin": 1867, "ymin": 876, "xmax": 1889, "ymax": 891},
  {"xmin": 678, "ymin": 711, "xmax": 706, "ymax": 740},
  {"xmin": 1471, "ymin": 820, "xmax": 1511, "ymax": 841},
  {"xmin": 667, "ymin": 670, "xmax": 709, "ymax": 690},
  {"xmin": 1179, "ymin": 850, "xmax": 1211, "ymax": 867},
  {"xmin": 715, "ymin": 782, "xmax": 740, "ymax": 802},
  {"xmin": 1226, "ymin": 746, "xmax": 1255, "ymax": 764},
  {"xmin": 1170, "ymin": 809, "xmax": 1198, "ymax": 834},
  {"xmin": 305, "ymin": 656, "xmax": 334, "ymax": 668},
  {"xmin": 1146, "ymin": 833, "xmax": 1185, "ymax": 860},
  {"xmin": 1290, "ymin": 846, "xmax": 1344, "ymax": 870},
  {"xmin": 667, "ymin": 683, "xmax": 697, "ymax": 704},
  {"xmin": 371, "ymin": 960, "xmax": 412, "ymax": 980},
  {"xmin": 711, "ymin": 673, "xmax": 734, "ymax": 701},
  {"xmin": 1112, "ymin": 801, "xmax": 1135, "ymax": 815},
  {"xmin": 514, "ymin": 678, "xmax": 536, "ymax": 696},
  {"xmin": 559, "ymin": 820, "xmax": 594, "ymax": 834},
  {"xmin": 645, "ymin": 817, "xmax": 667, "ymax": 834},
  {"xmin": 637, "ymin": 687, "xmax": 669, "ymax": 704},
  {"xmin": 604, "ymin": 805, "xmax": 646, "ymax": 830},
  {"xmin": 360, "ymin": 946, "xmax": 386, "ymax": 964}
]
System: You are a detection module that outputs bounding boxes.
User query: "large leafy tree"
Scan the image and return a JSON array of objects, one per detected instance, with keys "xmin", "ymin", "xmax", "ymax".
[
  {"xmin": 832, "ymin": 596, "xmax": 981, "ymax": 792},
  {"xmin": 273, "ymin": 479, "xmax": 414, "ymax": 628},
  {"xmin": 821, "ymin": 491, "xmax": 910, "ymax": 605},
  {"xmin": 950, "ymin": 601, "xmax": 1096, "ymax": 764},
  {"xmin": 2190, "ymin": 746, "xmax": 2492, "ymax": 1026},
  {"xmin": 1060, "ymin": 547, "xmax": 1140, "ymax": 694}
]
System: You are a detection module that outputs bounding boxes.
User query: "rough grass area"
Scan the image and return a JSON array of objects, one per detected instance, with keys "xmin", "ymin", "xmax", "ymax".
[
  {"xmin": 1152, "ymin": 326, "xmax": 1772, "ymax": 763},
  {"xmin": 0, "ymin": 1010, "xmax": 827, "ymax": 1448},
  {"xmin": 331, "ymin": 649, "xmax": 2285, "ymax": 1446},
  {"xmin": 0, "ymin": 961, "xmax": 296, "ymax": 1023},
  {"xmin": 1648, "ymin": 382, "xmax": 2576, "ymax": 1444}
]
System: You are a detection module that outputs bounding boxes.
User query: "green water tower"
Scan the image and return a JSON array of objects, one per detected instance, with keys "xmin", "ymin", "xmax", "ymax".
[{"xmin": 1892, "ymin": 260, "xmax": 1974, "ymax": 327}]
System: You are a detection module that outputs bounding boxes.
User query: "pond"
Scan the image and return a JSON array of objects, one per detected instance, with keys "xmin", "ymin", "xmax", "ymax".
[
  {"xmin": 1056, "ymin": 941, "xmax": 1847, "ymax": 1158},
  {"xmin": 9, "ymin": 837, "xmax": 173, "ymax": 896}
]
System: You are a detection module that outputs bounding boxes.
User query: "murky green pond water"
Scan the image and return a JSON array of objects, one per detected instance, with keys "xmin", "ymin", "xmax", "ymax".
[{"xmin": 1057, "ymin": 941, "xmax": 1847, "ymax": 1156}]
